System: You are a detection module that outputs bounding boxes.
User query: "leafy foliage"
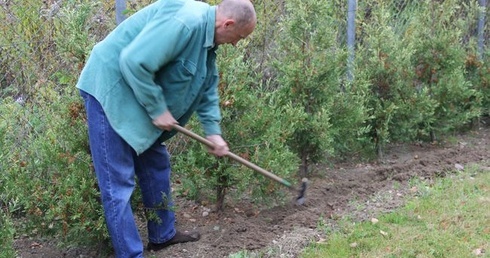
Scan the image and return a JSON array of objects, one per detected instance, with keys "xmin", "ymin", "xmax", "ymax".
[
  {"xmin": 0, "ymin": 0, "xmax": 111, "ymax": 248},
  {"xmin": 356, "ymin": 0, "xmax": 484, "ymax": 156},
  {"xmin": 0, "ymin": 210, "xmax": 16, "ymax": 257},
  {"xmin": 0, "ymin": 95, "xmax": 108, "ymax": 245},
  {"xmin": 172, "ymin": 46, "xmax": 300, "ymax": 210},
  {"xmin": 273, "ymin": 0, "xmax": 338, "ymax": 173},
  {"xmin": 406, "ymin": 0, "xmax": 482, "ymax": 138}
]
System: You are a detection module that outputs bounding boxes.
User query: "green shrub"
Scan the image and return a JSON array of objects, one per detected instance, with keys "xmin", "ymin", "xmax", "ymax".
[
  {"xmin": 0, "ymin": 210, "xmax": 16, "ymax": 258},
  {"xmin": 0, "ymin": 0, "xmax": 110, "ymax": 248},
  {"xmin": 356, "ymin": 0, "xmax": 483, "ymax": 156},
  {"xmin": 326, "ymin": 83, "xmax": 373, "ymax": 159},
  {"xmin": 465, "ymin": 52, "xmax": 490, "ymax": 116},
  {"xmin": 172, "ymin": 46, "xmax": 300, "ymax": 210},
  {"xmin": 407, "ymin": 0, "xmax": 482, "ymax": 139},
  {"xmin": 0, "ymin": 94, "xmax": 108, "ymax": 245},
  {"xmin": 356, "ymin": 0, "xmax": 428, "ymax": 155},
  {"xmin": 273, "ymin": 0, "xmax": 347, "ymax": 173}
]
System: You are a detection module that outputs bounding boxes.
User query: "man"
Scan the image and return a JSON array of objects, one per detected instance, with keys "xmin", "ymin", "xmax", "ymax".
[{"xmin": 76, "ymin": 0, "xmax": 256, "ymax": 256}]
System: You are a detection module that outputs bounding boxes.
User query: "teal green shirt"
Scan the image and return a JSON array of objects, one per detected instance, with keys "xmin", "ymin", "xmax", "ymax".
[{"xmin": 76, "ymin": 0, "xmax": 221, "ymax": 154}]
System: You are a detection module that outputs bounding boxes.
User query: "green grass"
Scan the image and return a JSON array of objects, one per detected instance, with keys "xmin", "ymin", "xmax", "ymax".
[{"xmin": 302, "ymin": 165, "xmax": 490, "ymax": 258}]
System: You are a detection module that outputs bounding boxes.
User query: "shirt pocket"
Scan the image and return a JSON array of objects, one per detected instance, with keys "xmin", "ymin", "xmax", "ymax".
[
  {"xmin": 158, "ymin": 59, "xmax": 197, "ymax": 89},
  {"xmin": 156, "ymin": 59, "xmax": 198, "ymax": 116}
]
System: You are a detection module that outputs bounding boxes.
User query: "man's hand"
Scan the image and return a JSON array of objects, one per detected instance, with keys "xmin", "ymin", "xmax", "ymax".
[
  {"xmin": 206, "ymin": 135, "xmax": 229, "ymax": 157},
  {"xmin": 152, "ymin": 111, "xmax": 178, "ymax": 131}
]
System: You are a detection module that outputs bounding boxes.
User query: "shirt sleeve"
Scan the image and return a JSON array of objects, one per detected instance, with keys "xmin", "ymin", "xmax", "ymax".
[{"xmin": 119, "ymin": 16, "xmax": 191, "ymax": 120}]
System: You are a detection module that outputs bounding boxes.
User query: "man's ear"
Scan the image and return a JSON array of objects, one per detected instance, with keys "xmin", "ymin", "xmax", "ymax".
[{"xmin": 224, "ymin": 19, "xmax": 235, "ymax": 28}]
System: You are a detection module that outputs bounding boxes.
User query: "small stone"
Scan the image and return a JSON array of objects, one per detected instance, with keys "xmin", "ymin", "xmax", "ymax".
[
  {"xmin": 472, "ymin": 248, "xmax": 484, "ymax": 256},
  {"xmin": 316, "ymin": 238, "xmax": 327, "ymax": 244},
  {"xmin": 371, "ymin": 218, "xmax": 379, "ymax": 224},
  {"xmin": 455, "ymin": 163, "xmax": 464, "ymax": 171}
]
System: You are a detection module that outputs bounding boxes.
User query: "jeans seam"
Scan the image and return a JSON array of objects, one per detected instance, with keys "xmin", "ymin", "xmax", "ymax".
[
  {"xmin": 144, "ymin": 145, "xmax": 176, "ymax": 244},
  {"xmin": 142, "ymin": 149, "xmax": 162, "ymax": 243},
  {"xmin": 100, "ymin": 106, "xmax": 124, "ymax": 257}
]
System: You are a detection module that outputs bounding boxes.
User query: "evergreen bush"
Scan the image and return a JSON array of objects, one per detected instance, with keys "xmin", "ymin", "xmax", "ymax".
[
  {"xmin": 356, "ymin": 0, "xmax": 484, "ymax": 156},
  {"xmin": 272, "ymin": 0, "xmax": 335, "ymax": 174},
  {"xmin": 406, "ymin": 0, "xmax": 482, "ymax": 139},
  {"xmin": 172, "ymin": 46, "xmax": 300, "ymax": 210},
  {"xmin": 0, "ymin": 0, "xmax": 111, "ymax": 247},
  {"xmin": 0, "ymin": 210, "xmax": 16, "ymax": 257}
]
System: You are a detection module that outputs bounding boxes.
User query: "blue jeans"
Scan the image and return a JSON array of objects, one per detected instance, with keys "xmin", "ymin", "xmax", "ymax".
[{"xmin": 80, "ymin": 90, "xmax": 176, "ymax": 258}]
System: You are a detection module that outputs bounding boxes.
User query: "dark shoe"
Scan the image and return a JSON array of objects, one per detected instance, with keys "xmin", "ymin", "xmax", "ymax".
[{"xmin": 147, "ymin": 230, "xmax": 201, "ymax": 251}]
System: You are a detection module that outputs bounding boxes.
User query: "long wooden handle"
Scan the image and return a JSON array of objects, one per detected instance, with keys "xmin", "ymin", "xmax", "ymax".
[{"xmin": 172, "ymin": 124, "xmax": 292, "ymax": 188}]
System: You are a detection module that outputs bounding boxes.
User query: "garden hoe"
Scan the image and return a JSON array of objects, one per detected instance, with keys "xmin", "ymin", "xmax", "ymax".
[{"xmin": 172, "ymin": 124, "xmax": 308, "ymax": 205}]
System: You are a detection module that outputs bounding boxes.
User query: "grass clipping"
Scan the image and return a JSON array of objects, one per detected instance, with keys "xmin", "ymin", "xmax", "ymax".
[{"xmin": 302, "ymin": 165, "xmax": 490, "ymax": 257}]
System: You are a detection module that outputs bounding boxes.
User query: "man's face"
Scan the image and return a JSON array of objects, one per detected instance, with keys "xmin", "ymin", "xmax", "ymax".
[{"xmin": 215, "ymin": 20, "xmax": 255, "ymax": 46}]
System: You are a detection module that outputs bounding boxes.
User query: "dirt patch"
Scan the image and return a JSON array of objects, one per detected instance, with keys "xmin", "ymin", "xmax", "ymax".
[{"xmin": 13, "ymin": 125, "xmax": 490, "ymax": 258}]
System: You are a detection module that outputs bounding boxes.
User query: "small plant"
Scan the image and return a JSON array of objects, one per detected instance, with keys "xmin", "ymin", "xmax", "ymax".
[
  {"xmin": 0, "ymin": 210, "xmax": 16, "ymax": 257},
  {"xmin": 229, "ymin": 250, "xmax": 254, "ymax": 258}
]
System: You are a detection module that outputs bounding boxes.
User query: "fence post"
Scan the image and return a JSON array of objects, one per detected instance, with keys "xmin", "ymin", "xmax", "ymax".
[
  {"xmin": 346, "ymin": 0, "xmax": 356, "ymax": 84},
  {"xmin": 477, "ymin": 0, "xmax": 486, "ymax": 60},
  {"xmin": 116, "ymin": 0, "xmax": 127, "ymax": 25}
]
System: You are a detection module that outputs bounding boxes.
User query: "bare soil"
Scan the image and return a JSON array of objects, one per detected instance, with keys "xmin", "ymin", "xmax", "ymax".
[{"xmin": 14, "ymin": 122, "xmax": 490, "ymax": 258}]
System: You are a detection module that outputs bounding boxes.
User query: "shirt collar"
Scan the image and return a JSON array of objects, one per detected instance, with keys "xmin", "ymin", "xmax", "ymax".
[{"xmin": 204, "ymin": 6, "xmax": 216, "ymax": 49}]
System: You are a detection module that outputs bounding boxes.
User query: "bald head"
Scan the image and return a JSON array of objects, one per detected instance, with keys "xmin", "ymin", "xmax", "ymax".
[
  {"xmin": 214, "ymin": 0, "xmax": 256, "ymax": 46},
  {"xmin": 218, "ymin": 0, "xmax": 256, "ymax": 28}
]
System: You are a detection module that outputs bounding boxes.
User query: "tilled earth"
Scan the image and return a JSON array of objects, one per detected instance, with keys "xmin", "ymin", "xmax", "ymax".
[{"xmin": 14, "ymin": 124, "xmax": 490, "ymax": 258}]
